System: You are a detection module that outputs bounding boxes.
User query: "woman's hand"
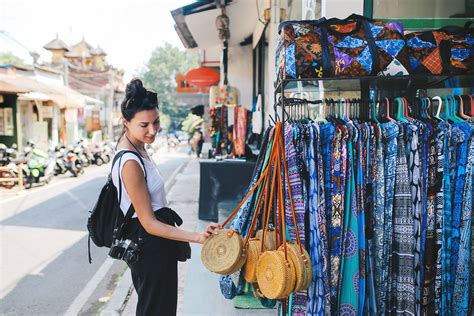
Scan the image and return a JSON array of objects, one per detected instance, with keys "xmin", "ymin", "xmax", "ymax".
[{"xmin": 196, "ymin": 223, "xmax": 222, "ymax": 244}]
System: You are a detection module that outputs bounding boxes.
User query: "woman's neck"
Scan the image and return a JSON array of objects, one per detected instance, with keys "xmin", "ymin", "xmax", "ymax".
[{"xmin": 124, "ymin": 133, "xmax": 145, "ymax": 152}]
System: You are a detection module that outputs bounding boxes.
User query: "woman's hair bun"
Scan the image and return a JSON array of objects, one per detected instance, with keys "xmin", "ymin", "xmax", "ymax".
[{"xmin": 126, "ymin": 78, "xmax": 147, "ymax": 99}]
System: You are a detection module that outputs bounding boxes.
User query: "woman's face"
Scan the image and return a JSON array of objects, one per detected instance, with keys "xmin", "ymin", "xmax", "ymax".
[{"xmin": 124, "ymin": 109, "xmax": 160, "ymax": 144}]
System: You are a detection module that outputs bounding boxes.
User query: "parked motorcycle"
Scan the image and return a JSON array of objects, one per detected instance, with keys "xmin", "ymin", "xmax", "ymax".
[
  {"xmin": 74, "ymin": 139, "xmax": 91, "ymax": 168},
  {"xmin": 102, "ymin": 142, "xmax": 113, "ymax": 163},
  {"xmin": 25, "ymin": 147, "xmax": 56, "ymax": 187},
  {"xmin": 0, "ymin": 143, "xmax": 19, "ymax": 166},
  {"xmin": 0, "ymin": 143, "xmax": 30, "ymax": 189},
  {"xmin": 65, "ymin": 146, "xmax": 84, "ymax": 177},
  {"xmin": 90, "ymin": 148, "xmax": 105, "ymax": 166},
  {"xmin": 53, "ymin": 146, "xmax": 68, "ymax": 176}
]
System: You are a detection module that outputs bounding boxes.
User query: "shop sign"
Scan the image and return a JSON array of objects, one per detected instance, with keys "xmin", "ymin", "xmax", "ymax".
[{"xmin": 185, "ymin": 67, "xmax": 220, "ymax": 87}]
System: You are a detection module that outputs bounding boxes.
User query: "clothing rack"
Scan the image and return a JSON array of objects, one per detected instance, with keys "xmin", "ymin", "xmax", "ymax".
[{"xmin": 273, "ymin": 74, "xmax": 474, "ymax": 125}]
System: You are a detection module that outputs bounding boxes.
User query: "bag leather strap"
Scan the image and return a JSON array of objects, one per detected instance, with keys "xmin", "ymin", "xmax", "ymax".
[{"xmin": 113, "ymin": 150, "xmax": 147, "ymax": 241}]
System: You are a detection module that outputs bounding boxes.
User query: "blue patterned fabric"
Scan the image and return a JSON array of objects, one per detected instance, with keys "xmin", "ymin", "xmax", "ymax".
[
  {"xmin": 336, "ymin": 36, "xmax": 366, "ymax": 48},
  {"xmin": 307, "ymin": 124, "xmax": 325, "ymax": 316},
  {"xmin": 369, "ymin": 23, "xmax": 383, "ymax": 38},
  {"xmin": 355, "ymin": 124, "xmax": 366, "ymax": 315},
  {"xmin": 378, "ymin": 122, "xmax": 398, "ymax": 314},
  {"xmin": 286, "ymin": 44, "xmax": 297, "ymax": 78},
  {"xmin": 338, "ymin": 125, "xmax": 359, "ymax": 316},
  {"xmin": 406, "ymin": 123, "xmax": 422, "ymax": 315},
  {"xmin": 452, "ymin": 123, "xmax": 473, "ymax": 315},
  {"xmin": 451, "ymin": 123, "xmax": 473, "ymax": 314},
  {"xmin": 357, "ymin": 46, "xmax": 373, "ymax": 73},
  {"xmin": 375, "ymin": 40, "xmax": 405, "ymax": 58},
  {"xmin": 451, "ymin": 48, "xmax": 470, "ymax": 61},
  {"xmin": 440, "ymin": 121, "xmax": 453, "ymax": 314},
  {"xmin": 407, "ymin": 36, "xmax": 436, "ymax": 48}
]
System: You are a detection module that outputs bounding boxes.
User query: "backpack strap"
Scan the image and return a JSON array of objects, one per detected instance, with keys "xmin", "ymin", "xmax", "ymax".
[
  {"xmin": 113, "ymin": 150, "xmax": 147, "ymax": 241},
  {"xmin": 88, "ymin": 150, "xmax": 147, "ymax": 263}
]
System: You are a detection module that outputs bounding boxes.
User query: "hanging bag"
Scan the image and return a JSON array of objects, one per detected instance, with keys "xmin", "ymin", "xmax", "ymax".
[
  {"xmin": 405, "ymin": 23, "xmax": 474, "ymax": 75},
  {"xmin": 276, "ymin": 14, "xmax": 410, "ymax": 81},
  {"xmin": 201, "ymin": 124, "xmax": 280, "ymax": 275}
]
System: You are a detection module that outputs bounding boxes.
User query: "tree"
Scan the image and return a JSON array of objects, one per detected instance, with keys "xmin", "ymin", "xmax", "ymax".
[
  {"xmin": 140, "ymin": 42, "xmax": 198, "ymax": 132},
  {"xmin": 0, "ymin": 52, "xmax": 26, "ymax": 67}
]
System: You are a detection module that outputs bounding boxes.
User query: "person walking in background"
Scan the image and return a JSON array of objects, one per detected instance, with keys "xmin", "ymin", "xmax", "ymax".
[{"xmin": 113, "ymin": 78, "xmax": 220, "ymax": 315}]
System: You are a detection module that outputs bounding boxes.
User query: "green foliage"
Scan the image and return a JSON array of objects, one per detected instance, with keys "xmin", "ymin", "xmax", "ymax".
[
  {"xmin": 140, "ymin": 42, "xmax": 198, "ymax": 131},
  {"xmin": 159, "ymin": 113, "xmax": 171, "ymax": 132},
  {"xmin": 0, "ymin": 52, "xmax": 26, "ymax": 67}
]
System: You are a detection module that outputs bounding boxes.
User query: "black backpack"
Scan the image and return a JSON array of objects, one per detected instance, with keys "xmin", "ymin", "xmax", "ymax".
[{"xmin": 87, "ymin": 150, "xmax": 146, "ymax": 263}]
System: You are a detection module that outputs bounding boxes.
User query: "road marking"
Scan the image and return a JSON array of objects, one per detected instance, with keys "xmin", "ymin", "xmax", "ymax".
[{"xmin": 64, "ymin": 258, "xmax": 115, "ymax": 316}]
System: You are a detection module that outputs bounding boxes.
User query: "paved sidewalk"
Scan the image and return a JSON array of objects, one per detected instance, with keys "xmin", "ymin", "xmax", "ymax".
[{"xmin": 105, "ymin": 158, "xmax": 274, "ymax": 316}]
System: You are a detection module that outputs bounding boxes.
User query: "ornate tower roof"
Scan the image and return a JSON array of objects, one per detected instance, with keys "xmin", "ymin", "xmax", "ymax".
[
  {"xmin": 91, "ymin": 45, "xmax": 107, "ymax": 56},
  {"xmin": 43, "ymin": 35, "xmax": 69, "ymax": 51}
]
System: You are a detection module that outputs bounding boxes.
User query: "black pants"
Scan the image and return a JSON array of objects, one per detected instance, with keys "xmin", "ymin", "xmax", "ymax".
[{"xmin": 125, "ymin": 218, "xmax": 178, "ymax": 316}]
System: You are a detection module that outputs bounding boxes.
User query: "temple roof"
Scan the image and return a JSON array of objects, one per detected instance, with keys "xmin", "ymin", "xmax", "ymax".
[
  {"xmin": 91, "ymin": 46, "xmax": 106, "ymax": 56},
  {"xmin": 43, "ymin": 36, "xmax": 69, "ymax": 51},
  {"xmin": 65, "ymin": 38, "xmax": 94, "ymax": 58}
]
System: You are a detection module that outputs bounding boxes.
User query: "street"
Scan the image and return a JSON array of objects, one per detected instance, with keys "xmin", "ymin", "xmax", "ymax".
[{"xmin": 0, "ymin": 149, "xmax": 190, "ymax": 315}]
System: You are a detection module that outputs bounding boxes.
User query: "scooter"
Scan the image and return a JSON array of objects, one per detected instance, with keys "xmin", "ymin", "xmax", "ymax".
[
  {"xmin": 74, "ymin": 139, "xmax": 92, "ymax": 167},
  {"xmin": 65, "ymin": 146, "xmax": 84, "ymax": 177},
  {"xmin": 53, "ymin": 146, "xmax": 68, "ymax": 176},
  {"xmin": 91, "ymin": 148, "xmax": 105, "ymax": 166},
  {"xmin": 102, "ymin": 143, "xmax": 113, "ymax": 163},
  {"xmin": 0, "ymin": 160, "xmax": 30, "ymax": 189},
  {"xmin": 25, "ymin": 148, "xmax": 56, "ymax": 187}
]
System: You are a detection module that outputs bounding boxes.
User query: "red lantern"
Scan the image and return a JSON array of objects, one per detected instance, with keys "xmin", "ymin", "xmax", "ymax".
[{"xmin": 185, "ymin": 67, "xmax": 220, "ymax": 87}]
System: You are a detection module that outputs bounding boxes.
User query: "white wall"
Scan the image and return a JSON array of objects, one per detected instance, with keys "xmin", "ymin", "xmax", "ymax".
[
  {"xmin": 325, "ymin": 0, "xmax": 364, "ymax": 18},
  {"xmin": 227, "ymin": 44, "xmax": 253, "ymax": 110},
  {"xmin": 374, "ymin": 0, "xmax": 465, "ymax": 18}
]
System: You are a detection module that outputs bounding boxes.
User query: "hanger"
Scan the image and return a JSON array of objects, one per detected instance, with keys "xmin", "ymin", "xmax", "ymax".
[
  {"xmin": 432, "ymin": 96, "xmax": 443, "ymax": 121},
  {"xmin": 314, "ymin": 99, "xmax": 328, "ymax": 123},
  {"xmin": 456, "ymin": 95, "xmax": 470, "ymax": 120},
  {"xmin": 402, "ymin": 97, "xmax": 415, "ymax": 121},
  {"xmin": 372, "ymin": 100, "xmax": 380, "ymax": 123},
  {"xmin": 469, "ymin": 95, "xmax": 474, "ymax": 117},
  {"xmin": 451, "ymin": 95, "xmax": 465, "ymax": 122},
  {"xmin": 419, "ymin": 98, "xmax": 428, "ymax": 120},
  {"xmin": 395, "ymin": 97, "xmax": 407, "ymax": 122}
]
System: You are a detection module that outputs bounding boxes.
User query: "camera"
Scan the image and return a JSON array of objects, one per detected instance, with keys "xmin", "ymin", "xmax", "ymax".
[{"xmin": 108, "ymin": 239, "xmax": 139, "ymax": 264}]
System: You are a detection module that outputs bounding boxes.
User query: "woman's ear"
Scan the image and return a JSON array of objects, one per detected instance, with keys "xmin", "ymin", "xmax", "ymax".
[{"xmin": 121, "ymin": 117, "xmax": 128, "ymax": 126}]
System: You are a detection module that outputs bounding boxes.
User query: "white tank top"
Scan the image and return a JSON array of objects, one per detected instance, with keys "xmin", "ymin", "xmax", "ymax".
[{"xmin": 111, "ymin": 150, "xmax": 168, "ymax": 218}]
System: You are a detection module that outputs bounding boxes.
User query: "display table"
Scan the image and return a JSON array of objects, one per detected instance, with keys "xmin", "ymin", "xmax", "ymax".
[{"xmin": 198, "ymin": 159, "xmax": 257, "ymax": 221}]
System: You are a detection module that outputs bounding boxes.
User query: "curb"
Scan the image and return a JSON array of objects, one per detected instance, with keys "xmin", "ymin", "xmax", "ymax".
[{"xmin": 99, "ymin": 159, "xmax": 191, "ymax": 315}]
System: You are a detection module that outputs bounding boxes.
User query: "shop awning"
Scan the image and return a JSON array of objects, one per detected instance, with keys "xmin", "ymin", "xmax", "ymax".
[
  {"xmin": 171, "ymin": 0, "xmax": 266, "ymax": 49},
  {"xmin": 0, "ymin": 80, "xmax": 29, "ymax": 94},
  {"xmin": 0, "ymin": 75, "xmax": 86, "ymax": 109}
]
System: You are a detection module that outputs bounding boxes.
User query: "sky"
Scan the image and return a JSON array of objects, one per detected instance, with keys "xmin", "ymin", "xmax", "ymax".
[{"xmin": 0, "ymin": 0, "xmax": 194, "ymax": 81}]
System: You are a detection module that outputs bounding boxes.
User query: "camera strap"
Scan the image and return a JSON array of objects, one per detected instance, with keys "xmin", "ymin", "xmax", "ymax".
[{"xmin": 113, "ymin": 150, "xmax": 147, "ymax": 242}]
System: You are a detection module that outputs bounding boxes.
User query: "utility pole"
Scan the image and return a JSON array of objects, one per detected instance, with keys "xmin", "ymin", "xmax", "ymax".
[{"xmin": 108, "ymin": 69, "xmax": 114, "ymax": 141}]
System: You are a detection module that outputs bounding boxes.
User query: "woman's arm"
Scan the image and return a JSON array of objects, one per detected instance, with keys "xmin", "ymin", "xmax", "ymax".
[{"xmin": 121, "ymin": 160, "xmax": 219, "ymax": 243}]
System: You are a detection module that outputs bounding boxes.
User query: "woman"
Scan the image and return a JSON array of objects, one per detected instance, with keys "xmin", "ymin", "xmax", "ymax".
[{"xmin": 112, "ymin": 79, "xmax": 220, "ymax": 315}]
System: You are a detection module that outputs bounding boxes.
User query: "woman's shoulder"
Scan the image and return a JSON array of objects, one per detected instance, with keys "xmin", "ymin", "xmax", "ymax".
[{"xmin": 113, "ymin": 149, "xmax": 146, "ymax": 171}]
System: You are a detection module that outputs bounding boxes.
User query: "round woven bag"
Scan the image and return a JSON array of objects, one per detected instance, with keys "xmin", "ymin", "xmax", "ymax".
[
  {"xmin": 280, "ymin": 242, "xmax": 305, "ymax": 292},
  {"xmin": 276, "ymin": 249, "xmax": 296, "ymax": 299},
  {"xmin": 243, "ymin": 239, "xmax": 263, "ymax": 283},
  {"xmin": 299, "ymin": 245, "xmax": 313, "ymax": 290},
  {"xmin": 201, "ymin": 229, "xmax": 246, "ymax": 275},
  {"xmin": 256, "ymin": 250, "xmax": 295, "ymax": 299},
  {"xmin": 255, "ymin": 229, "xmax": 276, "ymax": 251}
]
